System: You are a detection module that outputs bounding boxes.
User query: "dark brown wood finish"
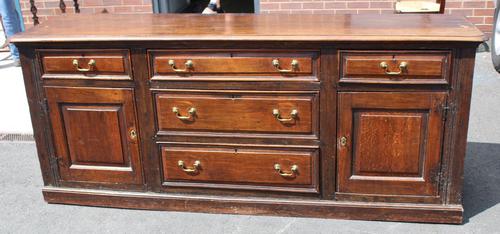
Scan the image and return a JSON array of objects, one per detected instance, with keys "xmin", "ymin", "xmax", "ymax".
[
  {"xmin": 10, "ymin": 14, "xmax": 484, "ymax": 43},
  {"xmin": 161, "ymin": 146, "xmax": 319, "ymax": 193},
  {"xmin": 45, "ymin": 87, "xmax": 143, "ymax": 185},
  {"xmin": 155, "ymin": 92, "xmax": 318, "ymax": 135},
  {"xmin": 339, "ymin": 50, "xmax": 451, "ymax": 85},
  {"xmin": 150, "ymin": 50, "xmax": 318, "ymax": 80},
  {"xmin": 39, "ymin": 49, "xmax": 132, "ymax": 80},
  {"xmin": 337, "ymin": 92, "xmax": 447, "ymax": 203},
  {"xmin": 12, "ymin": 14, "xmax": 484, "ymax": 224}
]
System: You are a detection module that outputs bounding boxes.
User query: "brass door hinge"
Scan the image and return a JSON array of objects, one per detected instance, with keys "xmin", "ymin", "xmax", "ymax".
[
  {"xmin": 440, "ymin": 102, "xmax": 455, "ymax": 122},
  {"xmin": 49, "ymin": 156, "xmax": 59, "ymax": 168}
]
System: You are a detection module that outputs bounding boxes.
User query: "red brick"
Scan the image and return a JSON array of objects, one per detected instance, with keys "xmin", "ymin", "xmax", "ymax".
[
  {"xmin": 474, "ymin": 8, "xmax": 495, "ymax": 16},
  {"xmin": 466, "ymin": 16, "xmax": 485, "ymax": 24},
  {"xmin": 463, "ymin": 1, "xmax": 486, "ymax": 8},
  {"xmin": 261, "ymin": 3, "xmax": 279, "ymax": 10},
  {"xmin": 325, "ymin": 2, "xmax": 347, "ymax": 9},
  {"xmin": 347, "ymin": 2, "xmax": 370, "ymax": 9},
  {"xmin": 35, "ymin": 8, "xmax": 56, "ymax": 16},
  {"xmin": 450, "ymin": 9, "xmax": 474, "ymax": 16},
  {"xmin": 280, "ymin": 2, "xmax": 302, "ymax": 9},
  {"xmin": 122, "ymin": 0, "xmax": 144, "ymax": 5},
  {"xmin": 44, "ymin": 1, "xmax": 63, "ymax": 8},
  {"xmin": 445, "ymin": 1, "xmax": 463, "ymax": 8},
  {"xmin": 335, "ymin": 9, "xmax": 358, "ymax": 14},
  {"xmin": 370, "ymin": 1, "xmax": 393, "ymax": 9},
  {"xmin": 487, "ymin": 1, "xmax": 495, "ymax": 8},
  {"xmin": 82, "ymin": 0, "xmax": 104, "ymax": 7},
  {"xmin": 103, "ymin": 0, "xmax": 121, "ymax": 6},
  {"xmin": 302, "ymin": 2, "xmax": 324, "ymax": 9},
  {"xmin": 485, "ymin": 16, "xmax": 494, "ymax": 24}
]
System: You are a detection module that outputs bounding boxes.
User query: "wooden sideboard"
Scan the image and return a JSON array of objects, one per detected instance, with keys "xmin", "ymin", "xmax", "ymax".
[{"xmin": 11, "ymin": 14, "xmax": 484, "ymax": 224}]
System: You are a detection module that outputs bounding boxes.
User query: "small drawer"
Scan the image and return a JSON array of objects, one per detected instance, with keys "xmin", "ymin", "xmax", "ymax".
[
  {"xmin": 149, "ymin": 50, "xmax": 318, "ymax": 80},
  {"xmin": 155, "ymin": 92, "xmax": 318, "ymax": 136},
  {"xmin": 39, "ymin": 49, "xmax": 131, "ymax": 80},
  {"xmin": 161, "ymin": 146, "xmax": 319, "ymax": 193},
  {"xmin": 339, "ymin": 50, "xmax": 451, "ymax": 85}
]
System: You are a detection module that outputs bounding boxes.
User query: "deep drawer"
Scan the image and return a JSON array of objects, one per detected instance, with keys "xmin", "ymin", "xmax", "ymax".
[
  {"xmin": 155, "ymin": 92, "xmax": 318, "ymax": 136},
  {"xmin": 149, "ymin": 50, "xmax": 319, "ymax": 80},
  {"xmin": 339, "ymin": 50, "xmax": 451, "ymax": 85},
  {"xmin": 39, "ymin": 49, "xmax": 131, "ymax": 80},
  {"xmin": 161, "ymin": 146, "xmax": 319, "ymax": 193}
]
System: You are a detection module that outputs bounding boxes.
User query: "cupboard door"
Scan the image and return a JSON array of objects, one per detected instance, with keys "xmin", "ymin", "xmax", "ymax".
[
  {"xmin": 337, "ymin": 92, "xmax": 447, "ymax": 201},
  {"xmin": 45, "ymin": 87, "xmax": 143, "ymax": 185}
]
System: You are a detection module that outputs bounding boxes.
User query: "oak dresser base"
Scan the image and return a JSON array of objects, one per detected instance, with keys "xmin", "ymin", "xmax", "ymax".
[{"xmin": 12, "ymin": 14, "xmax": 484, "ymax": 224}]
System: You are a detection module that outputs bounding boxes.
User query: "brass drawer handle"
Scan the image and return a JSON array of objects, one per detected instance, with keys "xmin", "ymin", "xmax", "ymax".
[
  {"xmin": 272, "ymin": 59, "xmax": 299, "ymax": 73},
  {"xmin": 172, "ymin": 107, "xmax": 196, "ymax": 120},
  {"xmin": 273, "ymin": 109, "xmax": 298, "ymax": 122},
  {"xmin": 379, "ymin": 61, "xmax": 408, "ymax": 75},
  {"xmin": 168, "ymin": 59, "xmax": 193, "ymax": 72},
  {"xmin": 72, "ymin": 59, "xmax": 96, "ymax": 72},
  {"xmin": 178, "ymin": 160, "xmax": 201, "ymax": 173},
  {"xmin": 274, "ymin": 164, "xmax": 298, "ymax": 177}
]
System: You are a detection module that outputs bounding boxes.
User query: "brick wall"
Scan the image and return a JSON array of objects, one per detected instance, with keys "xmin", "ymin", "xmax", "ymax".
[
  {"xmin": 20, "ymin": 0, "xmax": 153, "ymax": 27},
  {"xmin": 260, "ymin": 0, "xmax": 495, "ymax": 37}
]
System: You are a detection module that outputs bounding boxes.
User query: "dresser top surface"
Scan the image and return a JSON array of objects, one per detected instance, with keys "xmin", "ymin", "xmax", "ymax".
[{"xmin": 11, "ymin": 14, "xmax": 484, "ymax": 43}]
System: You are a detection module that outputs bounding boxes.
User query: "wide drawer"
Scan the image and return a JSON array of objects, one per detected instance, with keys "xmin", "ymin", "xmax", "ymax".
[
  {"xmin": 155, "ymin": 92, "xmax": 318, "ymax": 136},
  {"xmin": 39, "ymin": 49, "xmax": 131, "ymax": 80},
  {"xmin": 149, "ymin": 50, "xmax": 318, "ymax": 80},
  {"xmin": 161, "ymin": 146, "xmax": 319, "ymax": 193},
  {"xmin": 339, "ymin": 50, "xmax": 451, "ymax": 85}
]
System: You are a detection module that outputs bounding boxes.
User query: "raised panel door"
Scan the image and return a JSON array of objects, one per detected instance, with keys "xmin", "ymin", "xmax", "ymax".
[
  {"xmin": 337, "ymin": 92, "xmax": 447, "ymax": 202},
  {"xmin": 45, "ymin": 87, "xmax": 143, "ymax": 185}
]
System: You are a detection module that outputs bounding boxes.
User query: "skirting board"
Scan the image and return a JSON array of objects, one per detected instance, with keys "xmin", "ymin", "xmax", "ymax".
[{"xmin": 42, "ymin": 187, "xmax": 463, "ymax": 224}]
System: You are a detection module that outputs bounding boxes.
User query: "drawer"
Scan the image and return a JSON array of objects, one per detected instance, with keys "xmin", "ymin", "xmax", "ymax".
[
  {"xmin": 149, "ymin": 50, "xmax": 318, "ymax": 80},
  {"xmin": 161, "ymin": 146, "xmax": 319, "ymax": 193},
  {"xmin": 155, "ymin": 92, "xmax": 318, "ymax": 136},
  {"xmin": 39, "ymin": 49, "xmax": 131, "ymax": 80},
  {"xmin": 339, "ymin": 50, "xmax": 451, "ymax": 85}
]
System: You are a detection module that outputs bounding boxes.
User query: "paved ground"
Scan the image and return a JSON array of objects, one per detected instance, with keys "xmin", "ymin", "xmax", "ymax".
[
  {"xmin": 0, "ymin": 52, "xmax": 499, "ymax": 233},
  {"xmin": 0, "ymin": 52, "xmax": 31, "ymax": 134}
]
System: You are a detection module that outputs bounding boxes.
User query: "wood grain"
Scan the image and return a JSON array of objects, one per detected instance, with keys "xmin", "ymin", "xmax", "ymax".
[
  {"xmin": 155, "ymin": 92, "xmax": 318, "ymax": 135},
  {"xmin": 10, "ymin": 14, "xmax": 485, "ymax": 43},
  {"xmin": 337, "ymin": 92, "xmax": 447, "ymax": 202},
  {"xmin": 39, "ymin": 49, "xmax": 131, "ymax": 80},
  {"xmin": 45, "ymin": 87, "xmax": 143, "ymax": 184},
  {"xmin": 161, "ymin": 146, "xmax": 318, "ymax": 193},
  {"xmin": 339, "ymin": 50, "xmax": 451, "ymax": 85}
]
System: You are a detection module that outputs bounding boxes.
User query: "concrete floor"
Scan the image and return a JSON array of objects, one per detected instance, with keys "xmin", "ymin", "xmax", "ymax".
[{"xmin": 0, "ymin": 52, "xmax": 499, "ymax": 233}]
